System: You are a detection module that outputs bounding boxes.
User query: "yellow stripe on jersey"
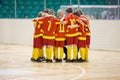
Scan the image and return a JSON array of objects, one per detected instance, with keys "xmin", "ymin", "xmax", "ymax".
[
  {"xmin": 66, "ymin": 33, "xmax": 79, "ymax": 37},
  {"xmin": 78, "ymin": 37, "xmax": 86, "ymax": 40},
  {"xmin": 86, "ymin": 33, "xmax": 91, "ymax": 36},
  {"xmin": 77, "ymin": 32, "xmax": 82, "ymax": 35},
  {"xmin": 34, "ymin": 34, "xmax": 43, "ymax": 38},
  {"xmin": 76, "ymin": 19, "xmax": 80, "ymax": 23},
  {"xmin": 55, "ymin": 22, "xmax": 60, "ymax": 24},
  {"xmin": 55, "ymin": 38, "xmax": 65, "ymax": 41},
  {"xmin": 43, "ymin": 35, "xmax": 55, "ymax": 39}
]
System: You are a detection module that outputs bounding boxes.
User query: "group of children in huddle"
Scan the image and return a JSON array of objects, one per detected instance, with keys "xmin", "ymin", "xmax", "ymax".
[{"xmin": 31, "ymin": 7, "xmax": 90, "ymax": 63}]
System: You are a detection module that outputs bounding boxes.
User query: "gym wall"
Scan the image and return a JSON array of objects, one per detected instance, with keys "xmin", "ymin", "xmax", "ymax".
[{"xmin": 0, "ymin": 19, "xmax": 120, "ymax": 51}]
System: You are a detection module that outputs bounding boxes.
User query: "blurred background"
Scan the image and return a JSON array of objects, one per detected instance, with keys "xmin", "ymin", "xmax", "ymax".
[{"xmin": 0, "ymin": 0, "xmax": 120, "ymax": 19}]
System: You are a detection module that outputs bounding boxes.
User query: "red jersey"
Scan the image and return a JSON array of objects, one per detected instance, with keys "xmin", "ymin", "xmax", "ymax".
[
  {"xmin": 80, "ymin": 15, "xmax": 90, "ymax": 36},
  {"xmin": 55, "ymin": 18, "xmax": 66, "ymax": 41},
  {"xmin": 33, "ymin": 18, "xmax": 43, "ymax": 38},
  {"xmin": 78, "ymin": 27, "xmax": 86, "ymax": 41},
  {"xmin": 65, "ymin": 13, "xmax": 80, "ymax": 37},
  {"xmin": 42, "ymin": 16, "xmax": 58, "ymax": 39},
  {"xmin": 77, "ymin": 16, "xmax": 86, "ymax": 41}
]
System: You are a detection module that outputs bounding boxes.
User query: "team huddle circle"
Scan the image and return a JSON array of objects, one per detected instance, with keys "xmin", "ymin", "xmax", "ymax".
[{"xmin": 31, "ymin": 8, "xmax": 90, "ymax": 63}]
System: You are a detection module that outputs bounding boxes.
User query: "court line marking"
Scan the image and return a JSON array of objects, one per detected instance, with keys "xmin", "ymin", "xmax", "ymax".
[{"xmin": 70, "ymin": 64, "xmax": 86, "ymax": 80}]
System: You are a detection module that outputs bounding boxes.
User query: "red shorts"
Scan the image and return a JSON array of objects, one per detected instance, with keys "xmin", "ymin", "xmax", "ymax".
[
  {"xmin": 66, "ymin": 36, "xmax": 78, "ymax": 45},
  {"xmin": 43, "ymin": 39, "xmax": 55, "ymax": 46},
  {"xmin": 78, "ymin": 40, "xmax": 86, "ymax": 48},
  {"xmin": 86, "ymin": 36, "xmax": 90, "ymax": 48},
  {"xmin": 33, "ymin": 36, "xmax": 43, "ymax": 48},
  {"xmin": 55, "ymin": 41, "xmax": 65, "ymax": 47}
]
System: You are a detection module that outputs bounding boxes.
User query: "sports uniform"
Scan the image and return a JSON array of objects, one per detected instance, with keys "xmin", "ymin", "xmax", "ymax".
[
  {"xmin": 31, "ymin": 18, "xmax": 43, "ymax": 62},
  {"xmin": 77, "ymin": 17, "xmax": 86, "ymax": 62},
  {"xmin": 79, "ymin": 15, "xmax": 90, "ymax": 61},
  {"xmin": 64, "ymin": 13, "xmax": 80, "ymax": 62},
  {"xmin": 54, "ymin": 18, "xmax": 66, "ymax": 62},
  {"xmin": 42, "ymin": 16, "xmax": 58, "ymax": 62}
]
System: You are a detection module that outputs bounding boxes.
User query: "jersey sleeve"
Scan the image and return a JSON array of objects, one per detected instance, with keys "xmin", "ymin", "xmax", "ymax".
[{"xmin": 64, "ymin": 16, "xmax": 69, "ymax": 24}]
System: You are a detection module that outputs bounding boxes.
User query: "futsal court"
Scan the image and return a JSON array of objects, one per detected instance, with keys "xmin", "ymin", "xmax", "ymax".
[{"xmin": 0, "ymin": 44, "xmax": 120, "ymax": 80}]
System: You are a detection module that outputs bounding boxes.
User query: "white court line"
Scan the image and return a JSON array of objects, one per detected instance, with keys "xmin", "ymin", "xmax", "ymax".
[{"xmin": 70, "ymin": 64, "xmax": 86, "ymax": 80}]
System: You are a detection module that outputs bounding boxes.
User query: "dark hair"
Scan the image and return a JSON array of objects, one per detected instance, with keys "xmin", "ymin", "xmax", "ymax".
[
  {"xmin": 38, "ymin": 12, "xmax": 42, "ymax": 17},
  {"xmin": 49, "ymin": 9, "xmax": 55, "ymax": 15},
  {"xmin": 66, "ymin": 7, "xmax": 73, "ymax": 13},
  {"xmin": 73, "ymin": 10, "xmax": 80, "ymax": 17},
  {"xmin": 43, "ymin": 8, "xmax": 50, "ymax": 13},
  {"xmin": 77, "ymin": 9, "xmax": 83, "ymax": 15}
]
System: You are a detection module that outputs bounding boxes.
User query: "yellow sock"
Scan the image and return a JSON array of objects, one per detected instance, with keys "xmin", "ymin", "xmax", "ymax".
[
  {"xmin": 85, "ymin": 47, "xmax": 88, "ymax": 61},
  {"xmin": 73, "ymin": 45, "xmax": 78, "ymax": 60},
  {"xmin": 41, "ymin": 47, "xmax": 44, "ymax": 58},
  {"xmin": 48, "ymin": 47, "xmax": 53, "ymax": 60},
  {"xmin": 32, "ymin": 48, "xmax": 40, "ymax": 60},
  {"xmin": 67, "ymin": 45, "xmax": 71, "ymax": 60},
  {"xmin": 47, "ymin": 47, "xmax": 50, "ymax": 59},
  {"xmin": 46, "ymin": 48, "xmax": 49, "ymax": 59},
  {"xmin": 39, "ymin": 48, "xmax": 43, "ymax": 58},
  {"xmin": 54, "ymin": 47, "xmax": 58, "ymax": 59},
  {"xmin": 80, "ymin": 48, "xmax": 85, "ymax": 60},
  {"xmin": 60, "ymin": 47, "xmax": 64, "ymax": 59}
]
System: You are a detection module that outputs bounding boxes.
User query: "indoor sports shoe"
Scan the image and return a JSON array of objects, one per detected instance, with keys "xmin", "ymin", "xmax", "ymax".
[
  {"xmin": 42, "ymin": 57, "xmax": 46, "ymax": 61},
  {"xmin": 55, "ymin": 59, "xmax": 59, "ymax": 62},
  {"xmin": 36, "ymin": 58, "xmax": 42, "ymax": 62},
  {"xmin": 31, "ymin": 58, "xmax": 36, "ymax": 62},
  {"xmin": 56, "ymin": 59, "xmax": 62, "ymax": 63},
  {"xmin": 59, "ymin": 59, "xmax": 62, "ymax": 63},
  {"xmin": 46, "ymin": 59, "xmax": 53, "ymax": 63},
  {"xmin": 78, "ymin": 58, "xmax": 85, "ymax": 62},
  {"xmin": 72, "ymin": 59, "xmax": 77, "ymax": 63},
  {"xmin": 66, "ymin": 59, "xmax": 71, "ymax": 63},
  {"xmin": 63, "ymin": 57, "xmax": 67, "ymax": 61}
]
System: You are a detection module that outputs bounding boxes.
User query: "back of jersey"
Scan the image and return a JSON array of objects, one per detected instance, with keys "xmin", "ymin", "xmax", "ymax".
[{"xmin": 42, "ymin": 16, "xmax": 57, "ymax": 39}]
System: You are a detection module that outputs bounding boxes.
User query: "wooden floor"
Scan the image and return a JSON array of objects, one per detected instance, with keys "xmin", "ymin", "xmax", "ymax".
[{"xmin": 0, "ymin": 44, "xmax": 120, "ymax": 80}]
